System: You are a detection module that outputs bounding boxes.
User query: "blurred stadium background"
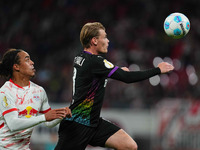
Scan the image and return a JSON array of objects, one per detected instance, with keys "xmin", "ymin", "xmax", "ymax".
[{"xmin": 1, "ymin": 0, "xmax": 200, "ymax": 150}]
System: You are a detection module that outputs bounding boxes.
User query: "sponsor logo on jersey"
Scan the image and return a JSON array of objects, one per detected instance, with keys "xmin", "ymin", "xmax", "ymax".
[
  {"xmin": 103, "ymin": 59, "xmax": 114, "ymax": 68},
  {"xmin": 18, "ymin": 106, "xmax": 38, "ymax": 118}
]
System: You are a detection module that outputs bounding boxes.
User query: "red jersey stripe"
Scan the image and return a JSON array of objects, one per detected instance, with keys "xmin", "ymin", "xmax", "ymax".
[
  {"xmin": 0, "ymin": 122, "xmax": 4, "ymax": 129},
  {"xmin": 2, "ymin": 108, "xmax": 18, "ymax": 116},
  {"xmin": 4, "ymin": 139, "xmax": 24, "ymax": 148}
]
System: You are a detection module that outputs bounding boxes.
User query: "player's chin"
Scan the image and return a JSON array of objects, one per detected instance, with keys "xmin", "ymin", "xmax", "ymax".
[
  {"xmin": 30, "ymin": 71, "xmax": 36, "ymax": 78},
  {"xmin": 103, "ymin": 48, "xmax": 108, "ymax": 53},
  {"xmin": 30, "ymin": 74, "xmax": 35, "ymax": 78}
]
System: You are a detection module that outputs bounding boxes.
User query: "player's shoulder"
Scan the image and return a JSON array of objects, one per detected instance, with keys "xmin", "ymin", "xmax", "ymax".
[
  {"xmin": 82, "ymin": 54, "xmax": 106, "ymax": 69},
  {"xmin": 0, "ymin": 81, "xmax": 14, "ymax": 100},
  {"xmin": 88, "ymin": 54, "xmax": 104, "ymax": 63},
  {"xmin": 0, "ymin": 81, "xmax": 11, "ymax": 93},
  {"xmin": 94, "ymin": 55, "xmax": 104, "ymax": 60},
  {"xmin": 74, "ymin": 51, "xmax": 101, "ymax": 66},
  {"xmin": 74, "ymin": 51, "xmax": 114, "ymax": 68},
  {"xmin": 87, "ymin": 55, "xmax": 115, "ymax": 71},
  {"xmin": 92, "ymin": 55, "xmax": 114, "ymax": 67},
  {"xmin": 30, "ymin": 81, "xmax": 45, "ymax": 91}
]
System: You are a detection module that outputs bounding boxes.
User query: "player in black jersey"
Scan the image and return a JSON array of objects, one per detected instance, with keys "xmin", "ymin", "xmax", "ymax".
[{"xmin": 55, "ymin": 22, "xmax": 174, "ymax": 150}]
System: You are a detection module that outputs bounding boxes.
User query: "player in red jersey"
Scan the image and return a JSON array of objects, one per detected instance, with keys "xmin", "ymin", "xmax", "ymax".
[{"xmin": 0, "ymin": 49, "xmax": 72, "ymax": 150}]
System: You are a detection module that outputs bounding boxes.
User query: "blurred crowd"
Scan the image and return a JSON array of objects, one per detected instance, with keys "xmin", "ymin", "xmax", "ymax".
[{"xmin": 1, "ymin": 0, "xmax": 200, "ymax": 109}]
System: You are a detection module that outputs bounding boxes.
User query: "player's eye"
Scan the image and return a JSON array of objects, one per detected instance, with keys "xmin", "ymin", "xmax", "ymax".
[{"xmin": 25, "ymin": 58, "xmax": 30, "ymax": 62}]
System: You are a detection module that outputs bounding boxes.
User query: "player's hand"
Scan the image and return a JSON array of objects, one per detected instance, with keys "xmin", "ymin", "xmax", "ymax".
[
  {"xmin": 45, "ymin": 108, "xmax": 68, "ymax": 121},
  {"xmin": 157, "ymin": 62, "xmax": 174, "ymax": 73},
  {"xmin": 121, "ymin": 67, "xmax": 130, "ymax": 72},
  {"xmin": 65, "ymin": 107, "xmax": 72, "ymax": 118}
]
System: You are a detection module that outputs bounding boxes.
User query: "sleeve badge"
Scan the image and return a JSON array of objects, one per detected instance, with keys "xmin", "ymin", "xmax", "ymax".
[
  {"xmin": 103, "ymin": 59, "xmax": 114, "ymax": 69},
  {"xmin": 2, "ymin": 96, "xmax": 11, "ymax": 108}
]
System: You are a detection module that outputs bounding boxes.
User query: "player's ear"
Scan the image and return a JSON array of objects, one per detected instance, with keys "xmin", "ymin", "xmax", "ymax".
[
  {"xmin": 13, "ymin": 64, "xmax": 20, "ymax": 72},
  {"xmin": 91, "ymin": 37, "xmax": 98, "ymax": 46}
]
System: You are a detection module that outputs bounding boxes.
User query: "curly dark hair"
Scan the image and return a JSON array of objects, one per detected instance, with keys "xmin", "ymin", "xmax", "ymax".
[{"xmin": 0, "ymin": 49, "xmax": 22, "ymax": 80}]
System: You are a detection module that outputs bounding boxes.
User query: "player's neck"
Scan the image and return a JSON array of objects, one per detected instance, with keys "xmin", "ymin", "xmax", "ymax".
[{"xmin": 11, "ymin": 76, "xmax": 30, "ymax": 87}]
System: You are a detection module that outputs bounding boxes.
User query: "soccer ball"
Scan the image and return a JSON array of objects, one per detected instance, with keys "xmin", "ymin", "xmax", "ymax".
[{"xmin": 164, "ymin": 12, "xmax": 190, "ymax": 39}]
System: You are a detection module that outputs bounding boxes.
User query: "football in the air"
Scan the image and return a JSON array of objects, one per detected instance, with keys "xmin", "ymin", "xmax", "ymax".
[{"xmin": 164, "ymin": 12, "xmax": 190, "ymax": 39}]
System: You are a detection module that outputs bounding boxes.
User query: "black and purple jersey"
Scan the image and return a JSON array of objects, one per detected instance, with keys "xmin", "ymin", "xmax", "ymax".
[{"xmin": 66, "ymin": 51, "xmax": 118, "ymax": 127}]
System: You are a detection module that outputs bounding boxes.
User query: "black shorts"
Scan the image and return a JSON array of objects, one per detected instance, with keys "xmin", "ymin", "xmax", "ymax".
[{"xmin": 55, "ymin": 118, "xmax": 120, "ymax": 150}]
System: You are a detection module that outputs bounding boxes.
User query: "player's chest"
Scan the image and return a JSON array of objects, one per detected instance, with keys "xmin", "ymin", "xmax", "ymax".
[
  {"xmin": 12, "ymin": 89, "xmax": 42, "ymax": 107},
  {"xmin": 13, "ymin": 90, "xmax": 42, "ymax": 118}
]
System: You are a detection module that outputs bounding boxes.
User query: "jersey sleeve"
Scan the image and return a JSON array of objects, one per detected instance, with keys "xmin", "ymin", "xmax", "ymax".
[
  {"xmin": 4, "ymin": 111, "xmax": 46, "ymax": 132},
  {"xmin": 0, "ymin": 91, "xmax": 18, "ymax": 117},
  {"xmin": 110, "ymin": 67, "xmax": 161, "ymax": 83},
  {"xmin": 39, "ymin": 88, "xmax": 51, "ymax": 114},
  {"xmin": 0, "ymin": 91, "xmax": 46, "ymax": 132},
  {"xmin": 91, "ymin": 56, "xmax": 119, "ymax": 78}
]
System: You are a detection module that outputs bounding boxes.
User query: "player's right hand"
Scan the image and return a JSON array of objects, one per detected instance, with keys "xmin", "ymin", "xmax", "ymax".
[{"xmin": 44, "ymin": 108, "xmax": 71, "ymax": 121}]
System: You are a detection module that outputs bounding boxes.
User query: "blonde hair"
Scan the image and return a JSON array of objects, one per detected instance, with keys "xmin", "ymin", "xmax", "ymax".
[{"xmin": 80, "ymin": 22, "xmax": 105, "ymax": 48}]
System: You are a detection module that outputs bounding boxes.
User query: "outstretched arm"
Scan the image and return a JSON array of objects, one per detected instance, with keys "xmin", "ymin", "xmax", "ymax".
[{"xmin": 111, "ymin": 62, "xmax": 174, "ymax": 83}]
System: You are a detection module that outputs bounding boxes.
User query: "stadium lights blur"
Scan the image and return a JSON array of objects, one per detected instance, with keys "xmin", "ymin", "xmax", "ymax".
[{"xmin": 149, "ymin": 75, "xmax": 160, "ymax": 86}]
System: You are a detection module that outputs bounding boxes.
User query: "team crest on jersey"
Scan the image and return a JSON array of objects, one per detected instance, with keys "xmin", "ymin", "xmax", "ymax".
[
  {"xmin": 33, "ymin": 94, "xmax": 40, "ymax": 101},
  {"xmin": 2, "ymin": 96, "xmax": 11, "ymax": 108},
  {"xmin": 103, "ymin": 59, "xmax": 114, "ymax": 68}
]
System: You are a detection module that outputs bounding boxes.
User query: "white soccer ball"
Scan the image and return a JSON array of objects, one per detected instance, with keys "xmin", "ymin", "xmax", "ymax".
[{"xmin": 164, "ymin": 12, "xmax": 190, "ymax": 39}]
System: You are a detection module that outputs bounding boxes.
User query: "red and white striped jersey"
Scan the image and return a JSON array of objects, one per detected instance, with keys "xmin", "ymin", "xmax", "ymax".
[{"xmin": 0, "ymin": 79, "xmax": 51, "ymax": 150}]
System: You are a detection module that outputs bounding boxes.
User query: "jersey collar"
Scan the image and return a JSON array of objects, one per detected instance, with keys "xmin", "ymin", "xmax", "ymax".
[
  {"xmin": 83, "ymin": 50, "xmax": 93, "ymax": 55},
  {"xmin": 9, "ymin": 79, "xmax": 30, "ymax": 89}
]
